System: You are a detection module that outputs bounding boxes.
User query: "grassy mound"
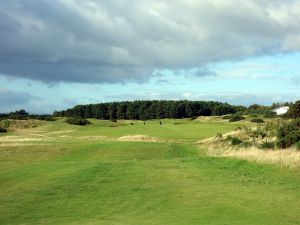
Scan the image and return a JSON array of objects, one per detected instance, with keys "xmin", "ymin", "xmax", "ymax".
[{"xmin": 0, "ymin": 119, "xmax": 45, "ymax": 129}]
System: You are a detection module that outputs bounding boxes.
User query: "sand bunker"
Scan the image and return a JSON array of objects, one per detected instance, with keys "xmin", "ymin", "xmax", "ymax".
[
  {"xmin": 118, "ymin": 135, "xmax": 166, "ymax": 142},
  {"xmin": 46, "ymin": 130, "xmax": 75, "ymax": 135},
  {"xmin": 77, "ymin": 136, "xmax": 108, "ymax": 141},
  {"xmin": 0, "ymin": 143, "xmax": 51, "ymax": 147},
  {"xmin": 0, "ymin": 135, "xmax": 53, "ymax": 143}
]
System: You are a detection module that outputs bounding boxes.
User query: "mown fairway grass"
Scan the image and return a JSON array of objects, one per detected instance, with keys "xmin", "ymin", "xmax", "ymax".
[
  {"xmin": 0, "ymin": 119, "xmax": 299, "ymax": 225},
  {"xmin": 38, "ymin": 118, "xmax": 242, "ymax": 142}
]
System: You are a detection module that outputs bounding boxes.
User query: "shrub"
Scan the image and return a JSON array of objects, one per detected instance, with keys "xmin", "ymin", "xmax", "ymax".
[
  {"xmin": 215, "ymin": 133, "xmax": 222, "ymax": 139},
  {"xmin": 249, "ymin": 114, "xmax": 258, "ymax": 118},
  {"xmin": 38, "ymin": 116, "xmax": 56, "ymax": 121},
  {"xmin": 264, "ymin": 111, "xmax": 276, "ymax": 118},
  {"xmin": 230, "ymin": 137, "xmax": 242, "ymax": 145},
  {"xmin": 260, "ymin": 141, "xmax": 275, "ymax": 149},
  {"xmin": 297, "ymin": 141, "xmax": 300, "ymax": 150},
  {"xmin": 229, "ymin": 115, "xmax": 246, "ymax": 122},
  {"xmin": 251, "ymin": 128, "xmax": 267, "ymax": 139},
  {"xmin": 222, "ymin": 115, "xmax": 232, "ymax": 120},
  {"xmin": 277, "ymin": 122, "xmax": 300, "ymax": 148},
  {"xmin": 0, "ymin": 127, "xmax": 7, "ymax": 133},
  {"xmin": 250, "ymin": 118, "xmax": 264, "ymax": 123},
  {"xmin": 286, "ymin": 100, "xmax": 300, "ymax": 118},
  {"xmin": 66, "ymin": 118, "xmax": 91, "ymax": 126}
]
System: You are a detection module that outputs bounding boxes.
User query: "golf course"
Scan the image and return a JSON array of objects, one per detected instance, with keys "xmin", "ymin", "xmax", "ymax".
[{"xmin": 0, "ymin": 118, "xmax": 299, "ymax": 225}]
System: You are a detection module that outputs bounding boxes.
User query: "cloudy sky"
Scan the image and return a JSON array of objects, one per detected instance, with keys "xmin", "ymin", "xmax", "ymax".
[{"xmin": 1, "ymin": 0, "xmax": 300, "ymax": 113}]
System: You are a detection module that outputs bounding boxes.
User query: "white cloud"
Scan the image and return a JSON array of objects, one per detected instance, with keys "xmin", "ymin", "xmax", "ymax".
[{"xmin": 0, "ymin": 0, "xmax": 300, "ymax": 83}]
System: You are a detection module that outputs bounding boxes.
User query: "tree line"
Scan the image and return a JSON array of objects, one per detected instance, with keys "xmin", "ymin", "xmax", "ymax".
[
  {"xmin": 53, "ymin": 100, "xmax": 246, "ymax": 120},
  {"xmin": 0, "ymin": 110, "xmax": 54, "ymax": 121}
]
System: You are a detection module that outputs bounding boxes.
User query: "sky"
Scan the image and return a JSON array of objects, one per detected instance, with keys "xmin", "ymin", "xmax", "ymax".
[{"xmin": 1, "ymin": 0, "xmax": 300, "ymax": 113}]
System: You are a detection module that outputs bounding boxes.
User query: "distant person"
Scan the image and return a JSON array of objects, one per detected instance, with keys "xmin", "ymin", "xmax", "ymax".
[
  {"xmin": 144, "ymin": 121, "xmax": 145, "ymax": 125},
  {"xmin": 159, "ymin": 121, "xmax": 162, "ymax": 125},
  {"xmin": 131, "ymin": 122, "xmax": 133, "ymax": 125}
]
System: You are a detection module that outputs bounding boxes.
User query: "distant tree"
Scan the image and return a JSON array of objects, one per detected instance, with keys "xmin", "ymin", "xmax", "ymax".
[
  {"xmin": 108, "ymin": 103, "xmax": 117, "ymax": 121},
  {"xmin": 66, "ymin": 118, "xmax": 91, "ymax": 126},
  {"xmin": 117, "ymin": 102, "xmax": 127, "ymax": 119},
  {"xmin": 52, "ymin": 100, "xmax": 246, "ymax": 120},
  {"xmin": 84, "ymin": 105, "xmax": 93, "ymax": 118},
  {"xmin": 286, "ymin": 100, "xmax": 300, "ymax": 118}
]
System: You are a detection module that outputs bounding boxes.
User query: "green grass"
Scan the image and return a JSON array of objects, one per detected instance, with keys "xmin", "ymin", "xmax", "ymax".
[
  {"xmin": 0, "ymin": 119, "xmax": 299, "ymax": 224},
  {"xmin": 35, "ymin": 118, "xmax": 242, "ymax": 142}
]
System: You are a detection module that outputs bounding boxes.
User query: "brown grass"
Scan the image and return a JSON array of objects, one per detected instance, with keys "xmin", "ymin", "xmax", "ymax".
[{"xmin": 201, "ymin": 136, "xmax": 300, "ymax": 168}]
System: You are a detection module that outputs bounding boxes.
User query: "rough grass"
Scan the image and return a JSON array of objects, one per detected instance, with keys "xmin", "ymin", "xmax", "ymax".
[
  {"xmin": 204, "ymin": 144, "xmax": 300, "ymax": 168},
  {"xmin": 0, "ymin": 119, "xmax": 45, "ymax": 130},
  {"xmin": 201, "ymin": 126, "xmax": 300, "ymax": 168}
]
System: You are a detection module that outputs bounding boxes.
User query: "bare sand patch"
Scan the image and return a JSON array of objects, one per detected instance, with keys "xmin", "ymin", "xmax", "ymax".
[
  {"xmin": 46, "ymin": 130, "xmax": 75, "ymax": 135},
  {"xmin": 196, "ymin": 116, "xmax": 222, "ymax": 122},
  {"xmin": 118, "ymin": 135, "xmax": 167, "ymax": 142},
  {"xmin": 77, "ymin": 136, "xmax": 108, "ymax": 141},
  {"xmin": 0, "ymin": 135, "xmax": 53, "ymax": 143},
  {"xmin": 0, "ymin": 143, "xmax": 51, "ymax": 147}
]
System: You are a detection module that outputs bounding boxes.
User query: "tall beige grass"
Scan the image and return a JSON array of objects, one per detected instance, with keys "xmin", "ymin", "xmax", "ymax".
[{"xmin": 201, "ymin": 137, "xmax": 300, "ymax": 168}]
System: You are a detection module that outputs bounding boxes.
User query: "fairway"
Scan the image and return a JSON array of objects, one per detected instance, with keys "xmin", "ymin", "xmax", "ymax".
[
  {"xmin": 3, "ymin": 118, "xmax": 242, "ymax": 143},
  {"xmin": 0, "ymin": 119, "xmax": 300, "ymax": 225}
]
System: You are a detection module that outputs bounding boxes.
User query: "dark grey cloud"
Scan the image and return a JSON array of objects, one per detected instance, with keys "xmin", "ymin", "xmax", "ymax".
[{"xmin": 0, "ymin": 0, "xmax": 300, "ymax": 84}]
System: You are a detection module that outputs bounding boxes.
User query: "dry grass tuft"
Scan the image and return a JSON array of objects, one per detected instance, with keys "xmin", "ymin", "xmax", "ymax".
[
  {"xmin": 0, "ymin": 119, "xmax": 45, "ymax": 130},
  {"xmin": 201, "ymin": 134, "xmax": 300, "ymax": 168}
]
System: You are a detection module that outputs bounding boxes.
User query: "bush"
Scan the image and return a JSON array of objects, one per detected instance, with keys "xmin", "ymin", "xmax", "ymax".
[
  {"xmin": 286, "ymin": 100, "xmax": 300, "ymax": 118},
  {"xmin": 0, "ymin": 127, "xmax": 7, "ymax": 133},
  {"xmin": 37, "ymin": 116, "xmax": 56, "ymax": 121},
  {"xmin": 251, "ymin": 129, "xmax": 267, "ymax": 139},
  {"xmin": 229, "ymin": 115, "xmax": 246, "ymax": 122},
  {"xmin": 215, "ymin": 133, "xmax": 222, "ymax": 139},
  {"xmin": 66, "ymin": 118, "xmax": 91, "ymax": 126},
  {"xmin": 249, "ymin": 114, "xmax": 258, "ymax": 118},
  {"xmin": 222, "ymin": 115, "xmax": 232, "ymax": 120},
  {"xmin": 230, "ymin": 137, "xmax": 242, "ymax": 145},
  {"xmin": 260, "ymin": 141, "xmax": 275, "ymax": 149},
  {"xmin": 277, "ymin": 122, "xmax": 300, "ymax": 148},
  {"xmin": 297, "ymin": 141, "xmax": 300, "ymax": 150},
  {"xmin": 264, "ymin": 111, "xmax": 276, "ymax": 118},
  {"xmin": 250, "ymin": 118, "xmax": 264, "ymax": 123}
]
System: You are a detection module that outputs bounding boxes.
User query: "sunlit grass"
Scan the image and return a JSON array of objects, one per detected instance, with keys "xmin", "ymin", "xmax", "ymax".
[{"xmin": 0, "ymin": 118, "xmax": 299, "ymax": 224}]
